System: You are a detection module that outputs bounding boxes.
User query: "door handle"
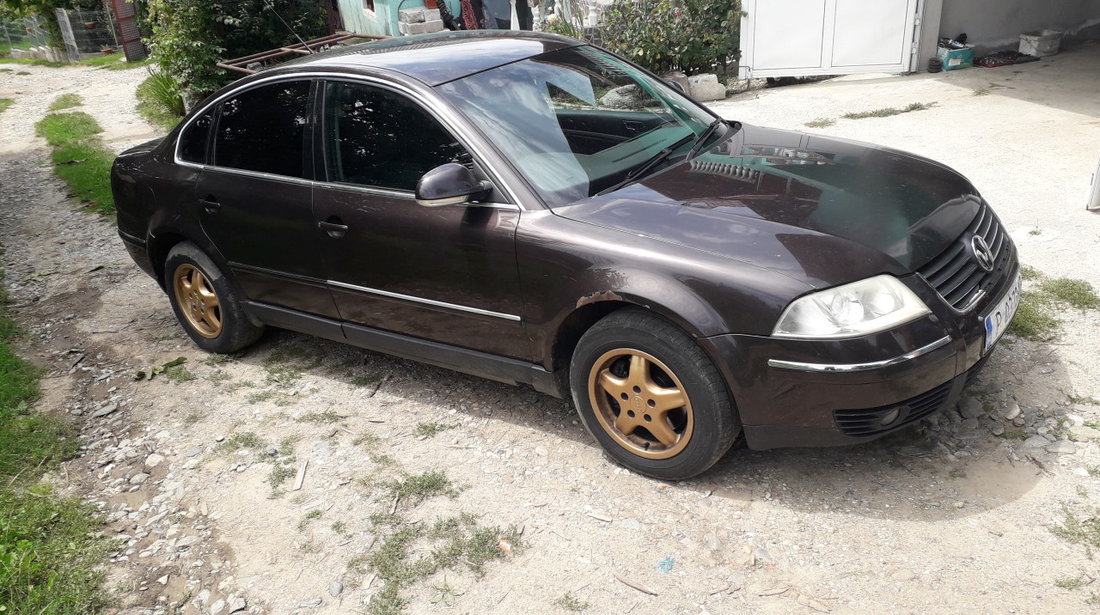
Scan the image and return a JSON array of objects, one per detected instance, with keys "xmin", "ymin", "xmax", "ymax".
[
  {"xmin": 199, "ymin": 197, "xmax": 221, "ymax": 215},
  {"xmin": 318, "ymin": 219, "xmax": 349, "ymax": 239}
]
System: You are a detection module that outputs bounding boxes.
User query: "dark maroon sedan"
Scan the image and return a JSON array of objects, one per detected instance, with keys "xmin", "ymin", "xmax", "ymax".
[{"xmin": 112, "ymin": 31, "xmax": 1020, "ymax": 479}]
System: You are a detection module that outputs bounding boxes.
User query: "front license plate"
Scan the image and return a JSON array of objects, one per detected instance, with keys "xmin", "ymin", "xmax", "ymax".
[{"xmin": 983, "ymin": 271, "xmax": 1022, "ymax": 353}]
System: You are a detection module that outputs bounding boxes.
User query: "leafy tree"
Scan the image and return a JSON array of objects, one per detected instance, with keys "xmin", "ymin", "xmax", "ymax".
[
  {"xmin": 144, "ymin": 0, "xmax": 327, "ymax": 99},
  {"xmin": 601, "ymin": 0, "xmax": 744, "ymax": 75}
]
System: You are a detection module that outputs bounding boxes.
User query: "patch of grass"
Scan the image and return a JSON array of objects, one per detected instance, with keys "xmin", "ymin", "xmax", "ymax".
[
  {"xmin": 135, "ymin": 71, "xmax": 184, "ymax": 132},
  {"xmin": 0, "ymin": 98, "xmax": 14, "ymax": 114},
  {"xmin": 1055, "ymin": 574, "xmax": 1086, "ymax": 590},
  {"xmin": 1007, "ymin": 292, "xmax": 1059, "ymax": 340},
  {"xmin": 214, "ymin": 431, "xmax": 264, "ymax": 453},
  {"xmin": 298, "ymin": 410, "xmax": 343, "ymax": 424},
  {"xmin": 77, "ymin": 52, "xmax": 123, "ymax": 67},
  {"xmin": 278, "ymin": 435, "xmax": 299, "ymax": 456},
  {"xmin": 1087, "ymin": 466, "xmax": 1100, "ymax": 477},
  {"xmin": 415, "ymin": 422, "xmax": 453, "ymax": 438},
  {"xmin": 804, "ymin": 118, "xmax": 835, "ymax": 128},
  {"xmin": 34, "ymin": 111, "xmax": 114, "ymax": 215},
  {"xmin": 556, "ymin": 591, "xmax": 590, "ymax": 611},
  {"xmin": 1020, "ymin": 265, "xmax": 1042, "ymax": 281},
  {"xmin": 0, "ymin": 274, "xmax": 113, "ymax": 613},
  {"xmin": 203, "ymin": 353, "xmax": 237, "ymax": 366},
  {"xmin": 384, "ymin": 471, "xmax": 458, "ymax": 505},
  {"xmin": 948, "ymin": 468, "xmax": 967, "ymax": 479},
  {"xmin": 0, "ymin": 57, "xmax": 64, "ymax": 67},
  {"xmin": 973, "ymin": 88, "xmax": 990, "ymax": 96},
  {"xmin": 207, "ymin": 369, "xmax": 232, "ymax": 384},
  {"xmin": 297, "ymin": 509, "xmax": 323, "ymax": 531},
  {"xmin": 47, "ymin": 93, "xmax": 82, "ymax": 112},
  {"xmin": 183, "ymin": 410, "xmax": 203, "ymax": 425},
  {"xmin": 367, "ymin": 516, "xmax": 519, "ymax": 615},
  {"xmin": 1050, "ymin": 504, "xmax": 1100, "ymax": 548},
  {"xmin": 245, "ymin": 389, "xmax": 278, "ymax": 404},
  {"xmin": 163, "ymin": 364, "xmax": 196, "ymax": 383},
  {"xmin": 332, "ymin": 521, "xmax": 348, "ymax": 535},
  {"xmin": 1072, "ymin": 396, "xmax": 1100, "ymax": 406},
  {"xmin": 1038, "ymin": 278, "xmax": 1100, "ymax": 310},
  {"xmin": 999, "ymin": 429, "xmax": 1029, "ymax": 440},
  {"xmin": 841, "ymin": 102, "xmax": 935, "ymax": 120},
  {"xmin": 268, "ymin": 463, "xmax": 295, "ymax": 488},
  {"xmin": 352, "ymin": 373, "xmax": 383, "ymax": 387}
]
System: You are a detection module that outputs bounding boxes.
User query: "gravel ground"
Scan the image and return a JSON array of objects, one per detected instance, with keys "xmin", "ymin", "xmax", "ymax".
[{"xmin": 2, "ymin": 50, "xmax": 1100, "ymax": 615}]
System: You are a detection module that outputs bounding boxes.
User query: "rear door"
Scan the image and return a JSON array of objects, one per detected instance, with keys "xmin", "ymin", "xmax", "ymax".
[
  {"xmin": 194, "ymin": 78, "xmax": 339, "ymax": 318},
  {"xmin": 311, "ymin": 79, "xmax": 529, "ymax": 359}
]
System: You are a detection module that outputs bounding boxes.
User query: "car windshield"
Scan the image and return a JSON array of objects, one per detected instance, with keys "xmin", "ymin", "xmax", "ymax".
[{"xmin": 436, "ymin": 46, "xmax": 717, "ymax": 207}]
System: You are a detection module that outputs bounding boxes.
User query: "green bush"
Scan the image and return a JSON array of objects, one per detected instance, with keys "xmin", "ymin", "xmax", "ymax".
[
  {"xmin": 144, "ymin": 0, "xmax": 327, "ymax": 99},
  {"xmin": 601, "ymin": 0, "xmax": 744, "ymax": 75}
]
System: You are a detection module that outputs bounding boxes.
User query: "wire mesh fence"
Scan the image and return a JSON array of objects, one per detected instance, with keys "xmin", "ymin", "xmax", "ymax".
[
  {"xmin": 55, "ymin": 8, "xmax": 119, "ymax": 62},
  {"xmin": 0, "ymin": 16, "xmax": 50, "ymax": 55}
]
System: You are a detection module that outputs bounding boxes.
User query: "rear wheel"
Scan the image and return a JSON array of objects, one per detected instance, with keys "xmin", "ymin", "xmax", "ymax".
[
  {"xmin": 165, "ymin": 242, "xmax": 263, "ymax": 353},
  {"xmin": 570, "ymin": 309, "xmax": 739, "ymax": 480}
]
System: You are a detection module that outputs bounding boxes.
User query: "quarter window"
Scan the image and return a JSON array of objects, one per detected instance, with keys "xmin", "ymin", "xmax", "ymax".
[
  {"xmin": 322, "ymin": 81, "xmax": 471, "ymax": 191},
  {"xmin": 213, "ymin": 80, "xmax": 311, "ymax": 178},
  {"xmin": 178, "ymin": 111, "xmax": 213, "ymax": 164}
]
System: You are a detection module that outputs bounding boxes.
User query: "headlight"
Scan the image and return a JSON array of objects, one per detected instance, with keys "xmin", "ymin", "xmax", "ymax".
[{"xmin": 772, "ymin": 275, "xmax": 931, "ymax": 339}]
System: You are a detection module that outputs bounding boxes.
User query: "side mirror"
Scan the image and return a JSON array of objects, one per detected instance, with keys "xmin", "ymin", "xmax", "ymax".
[{"xmin": 415, "ymin": 163, "xmax": 493, "ymax": 207}]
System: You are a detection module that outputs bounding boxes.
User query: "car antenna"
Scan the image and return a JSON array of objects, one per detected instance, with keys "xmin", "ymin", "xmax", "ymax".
[{"xmin": 263, "ymin": 0, "xmax": 314, "ymax": 53}]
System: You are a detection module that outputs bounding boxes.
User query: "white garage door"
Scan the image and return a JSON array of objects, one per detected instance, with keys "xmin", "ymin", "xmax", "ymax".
[{"xmin": 739, "ymin": 0, "xmax": 923, "ymax": 78}]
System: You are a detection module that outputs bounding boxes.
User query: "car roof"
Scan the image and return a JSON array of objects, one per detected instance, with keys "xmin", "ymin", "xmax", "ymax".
[{"xmin": 281, "ymin": 30, "xmax": 584, "ymax": 86}]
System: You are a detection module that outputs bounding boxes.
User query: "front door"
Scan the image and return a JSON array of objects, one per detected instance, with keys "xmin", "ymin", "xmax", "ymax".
[
  {"xmin": 312, "ymin": 80, "xmax": 529, "ymax": 360},
  {"xmin": 195, "ymin": 78, "xmax": 339, "ymax": 319}
]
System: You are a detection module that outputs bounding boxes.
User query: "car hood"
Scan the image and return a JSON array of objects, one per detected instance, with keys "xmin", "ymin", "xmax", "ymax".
[{"xmin": 552, "ymin": 124, "xmax": 982, "ymax": 289}]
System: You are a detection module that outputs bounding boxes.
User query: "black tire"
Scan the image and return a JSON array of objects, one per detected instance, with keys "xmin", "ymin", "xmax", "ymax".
[
  {"xmin": 569, "ymin": 308, "xmax": 739, "ymax": 480},
  {"xmin": 164, "ymin": 242, "xmax": 263, "ymax": 353}
]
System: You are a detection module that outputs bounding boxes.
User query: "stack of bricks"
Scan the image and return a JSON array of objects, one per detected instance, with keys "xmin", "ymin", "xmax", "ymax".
[{"xmin": 398, "ymin": 7, "xmax": 445, "ymax": 35}]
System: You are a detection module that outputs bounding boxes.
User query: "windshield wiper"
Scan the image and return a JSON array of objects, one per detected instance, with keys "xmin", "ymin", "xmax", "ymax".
[
  {"xmin": 595, "ymin": 133, "xmax": 695, "ymax": 196},
  {"xmin": 687, "ymin": 118, "xmax": 728, "ymax": 159}
]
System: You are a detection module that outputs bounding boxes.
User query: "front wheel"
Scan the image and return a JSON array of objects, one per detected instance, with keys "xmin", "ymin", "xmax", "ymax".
[
  {"xmin": 165, "ymin": 242, "xmax": 263, "ymax": 353},
  {"xmin": 570, "ymin": 309, "xmax": 739, "ymax": 480}
]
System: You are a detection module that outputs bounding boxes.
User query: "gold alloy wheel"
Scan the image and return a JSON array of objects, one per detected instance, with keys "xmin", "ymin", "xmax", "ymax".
[
  {"xmin": 587, "ymin": 348, "xmax": 694, "ymax": 459},
  {"xmin": 173, "ymin": 264, "xmax": 222, "ymax": 339}
]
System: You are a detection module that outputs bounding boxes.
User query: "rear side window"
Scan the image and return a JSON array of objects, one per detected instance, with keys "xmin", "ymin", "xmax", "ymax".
[
  {"xmin": 213, "ymin": 80, "xmax": 311, "ymax": 178},
  {"xmin": 322, "ymin": 80, "xmax": 471, "ymax": 191},
  {"xmin": 178, "ymin": 111, "xmax": 213, "ymax": 164}
]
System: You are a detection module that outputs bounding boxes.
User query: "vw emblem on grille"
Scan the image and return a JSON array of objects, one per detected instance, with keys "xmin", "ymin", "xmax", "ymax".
[{"xmin": 971, "ymin": 235, "xmax": 995, "ymax": 272}]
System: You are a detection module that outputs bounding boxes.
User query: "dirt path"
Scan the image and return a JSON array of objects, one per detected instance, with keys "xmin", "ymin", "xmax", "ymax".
[{"xmin": 2, "ymin": 60, "xmax": 1100, "ymax": 615}]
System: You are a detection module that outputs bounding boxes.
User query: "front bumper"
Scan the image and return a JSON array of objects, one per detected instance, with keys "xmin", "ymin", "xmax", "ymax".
[{"xmin": 706, "ymin": 259, "xmax": 1019, "ymax": 451}]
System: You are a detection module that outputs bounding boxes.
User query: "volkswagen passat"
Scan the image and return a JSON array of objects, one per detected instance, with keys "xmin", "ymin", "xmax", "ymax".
[{"xmin": 112, "ymin": 31, "xmax": 1020, "ymax": 479}]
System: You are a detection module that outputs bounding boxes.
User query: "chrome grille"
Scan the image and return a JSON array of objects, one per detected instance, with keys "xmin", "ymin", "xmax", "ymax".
[{"xmin": 917, "ymin": 203, "xmax": 1011, "ymax": 311}]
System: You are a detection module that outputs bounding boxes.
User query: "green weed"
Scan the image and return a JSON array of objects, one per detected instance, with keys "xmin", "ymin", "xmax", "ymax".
[
  {"xmin": 135, "ymin": 70, "xmax": 184, "ymax": 132},
  {"xmin": 556, "ymin": 591, "xmax": 590, "ymax": 611},
  {"xmin": 415, "ymin": 422, "xmax": 453, "ymax": 438},
  {"xmin": 841, "ymin": 102, "xmax": 935, "ymax": 120},
  {"xmin": 804, "ymin": 118, "xmax": 835, "ymax": 128},
  {"xmin": 214, "ymin": 432, "xmax": 264, "ymax": 453},
  {"xmin": 0, "ymin": 98, "xmax": 14, "ymax": 114}
]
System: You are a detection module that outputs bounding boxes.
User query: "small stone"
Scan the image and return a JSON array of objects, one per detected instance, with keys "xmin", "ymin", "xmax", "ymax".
[
  {"xmin": 1023, "ymin": 435, "xmax": 1050, "ymax": 449},
  {"xmin": 890, "ymin": 570, "xmax": 916, "ymax": 581},
  {"xmin": 156, "ymin": 574, "xmax": 169, "ymax": 585},
  {"xmin": 129, "ymin": 472, "xmax": 150, "ymax": 485},
  {"xmin": 618, "ymin": 518, "xmax": 642, "ymax": 531},
  {"xmin": 1002, "ymin": 401, "xmax": 1021, "ymax": 420},
  {"xmin": 958, "ymin": 397, "xmax": 984, "ymax": 419},
  {"xmin": 953, "ymin": 501, "xmax": 965, "ymax": 509},
  {"xmin": 1047, "ymin": 440, "xmax": 1076, "ymax": 455},
  {"xmin": 228, "ymin": 596, "xmax": 247, "ymax": 612},
  {"xmin": 91, "ymin": 403, "xmax": 118, "ymax": 418},
  {"xmin": 328, "ymin": 581, "xmax": 343, "ymax": 597},
  {"xmin": 991, "ymin": 425, "xmax": 1005, "ymax": 436},
  {"xmin": 185, "ymin": 446, "xmax": 202, "ymax": 457},
  {"xmin": 175, "ymin": 535, "xmax": 200, "ymax": 549},
  {"xmin": 534, "ymin": 446, "xmax": 548, "ymax": 457},
  {"xmin": 298, "ymin": 598, "xmax": 323, "ymax": 608},
  {"xmin": 210, "ymin": 599, "xmax": 226, "ymax": 615},
  {"xmin": 145, "ymin": 453, "xmax": 165, "ymax": 469}
]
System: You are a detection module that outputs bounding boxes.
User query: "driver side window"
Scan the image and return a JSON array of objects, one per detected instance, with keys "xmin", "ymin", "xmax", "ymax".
[{"xmin": 322, "ymin": 81, "xmax": 472, "ymax": 191}]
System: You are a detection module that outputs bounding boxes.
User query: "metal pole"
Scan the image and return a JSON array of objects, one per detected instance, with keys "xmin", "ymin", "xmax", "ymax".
[{"xmin": 1088, "ymin": 152, "xmax": 1100, "ymax": 211}]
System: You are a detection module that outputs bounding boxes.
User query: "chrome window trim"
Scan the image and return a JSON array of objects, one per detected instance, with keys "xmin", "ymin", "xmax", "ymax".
[
  {"xmin": 172, "ymin": 71, "xmax": 524, "ymax": 209},
  {"xmin": 767, "ymin": 336, "xmax": 952, "ymax": 373},
  {"xmin": 327, "ymin": 280, "xmax": 522, "ymax": 322}
]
